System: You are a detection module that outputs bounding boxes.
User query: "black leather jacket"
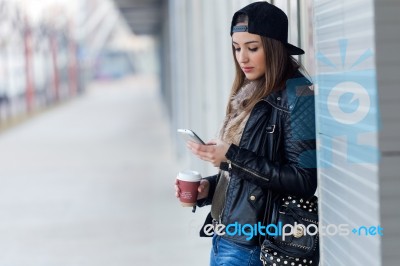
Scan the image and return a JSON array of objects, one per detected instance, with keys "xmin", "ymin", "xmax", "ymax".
[{"xmin": 198, "ymin": 73, "xmax": 317, "ymax": 246}]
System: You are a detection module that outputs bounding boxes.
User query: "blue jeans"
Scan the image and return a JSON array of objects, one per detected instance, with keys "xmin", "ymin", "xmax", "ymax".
[{"xmin": 210, "ymin": 236, "xmax": 262, "ymax": 266}]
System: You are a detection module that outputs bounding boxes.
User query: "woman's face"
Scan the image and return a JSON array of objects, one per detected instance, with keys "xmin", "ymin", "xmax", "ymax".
[{"xmin": 232, "ymin": 30, "xmax": 266, "ymax": 80}]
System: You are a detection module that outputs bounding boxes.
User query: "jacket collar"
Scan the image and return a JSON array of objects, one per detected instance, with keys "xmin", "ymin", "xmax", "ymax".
[{"xmin": 264, "ymin": 72, "xmax": 312, "ymax": 113}]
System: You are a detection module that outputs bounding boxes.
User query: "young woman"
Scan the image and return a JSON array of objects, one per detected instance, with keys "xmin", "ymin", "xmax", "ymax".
[{"xmin": 175, "ymin": 2, "xmax": 317, "ymax": 266}]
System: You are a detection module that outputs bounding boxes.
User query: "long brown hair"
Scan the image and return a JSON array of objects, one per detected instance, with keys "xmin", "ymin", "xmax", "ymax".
[{"xmin": 226, "ymin": 16, "xmax": 302, "ymax": 115}]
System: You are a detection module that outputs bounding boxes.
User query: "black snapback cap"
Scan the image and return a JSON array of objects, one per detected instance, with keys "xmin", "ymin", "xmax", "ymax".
[{"xmin": 230, "ymin": 1, "xmax": 304, "ymax": 55}]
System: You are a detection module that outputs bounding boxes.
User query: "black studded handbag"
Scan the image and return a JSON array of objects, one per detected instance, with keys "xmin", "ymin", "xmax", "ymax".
[{"xmin": 260, "ymin": 195, "xmax": 319, "ymax": 266}]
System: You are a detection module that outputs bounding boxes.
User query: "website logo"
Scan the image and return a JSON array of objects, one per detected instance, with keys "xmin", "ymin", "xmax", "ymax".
[{"xmin": 202, "ymin": 222, "xmax": 383, "ymax": 241}]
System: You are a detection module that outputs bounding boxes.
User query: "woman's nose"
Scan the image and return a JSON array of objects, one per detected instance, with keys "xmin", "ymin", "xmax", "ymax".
[{"xmin": 238, "ymin": 51, "xmax": 249, "ymax": 63}]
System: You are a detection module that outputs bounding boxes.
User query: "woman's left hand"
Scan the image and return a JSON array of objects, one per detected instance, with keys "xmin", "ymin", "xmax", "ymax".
[{"xmin": 187, "ymin": 139, "xmax": 230, "ymax": 167}]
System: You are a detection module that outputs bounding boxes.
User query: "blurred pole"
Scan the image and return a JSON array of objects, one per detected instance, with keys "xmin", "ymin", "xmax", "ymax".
[
  {"xmin": 50, "ymin": 30, "xmax": 59, "ymax": 101},
  {"xmin": 23, "ymin": 15, "xmax": 34, "ymax": 112},
  {"xmin": 68, "ymin": 20, "xmax": 78, "ymax": 97}
]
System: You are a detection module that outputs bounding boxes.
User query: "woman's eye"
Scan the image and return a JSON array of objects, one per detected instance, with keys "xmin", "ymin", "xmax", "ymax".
[
  {"xmin": 249, "ymin": 47, "xmax": 258, "ymax": 52},
  {"xmin": 234, "ymin": 47, "xmax": 241, "ymax": 52}
]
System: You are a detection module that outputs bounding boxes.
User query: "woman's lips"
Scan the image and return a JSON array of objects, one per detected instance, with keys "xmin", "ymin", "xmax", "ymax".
[{"xmin": 242, "ymin": 67, "xmax": 254, "ymax": 73}]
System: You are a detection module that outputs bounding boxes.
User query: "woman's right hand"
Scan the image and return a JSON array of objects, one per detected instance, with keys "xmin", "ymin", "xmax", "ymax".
[{"xmin": 175, "ymin": 178, "xmax": 210, "ymax": 200}]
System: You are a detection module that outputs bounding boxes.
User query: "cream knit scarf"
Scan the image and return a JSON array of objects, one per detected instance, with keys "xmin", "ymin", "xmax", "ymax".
[{"xmin": 219, "ymin": 79, "xmax": 260, "ymax": 145}]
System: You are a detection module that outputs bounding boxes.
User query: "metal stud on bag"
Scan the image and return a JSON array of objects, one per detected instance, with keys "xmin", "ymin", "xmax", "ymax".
[
  {"xmin": 293, "ymin": 225, "xmax": 305, "ymax": 238},
  {"xmin": 260, "ymin": 247, "xmax": 315, "ymax": 266}
]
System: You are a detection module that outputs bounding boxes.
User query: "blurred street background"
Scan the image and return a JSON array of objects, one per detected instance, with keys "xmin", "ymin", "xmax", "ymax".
[
  {"xmin": 0, "ymin": 0, "xmax": 399, "ymax": 265},
  {"xmin": 0, "ymin": 74, "xmax": 210, "ymax": 265}
]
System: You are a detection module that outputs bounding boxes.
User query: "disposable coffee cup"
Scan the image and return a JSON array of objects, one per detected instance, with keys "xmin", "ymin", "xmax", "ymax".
[{"xmin": 177, "ymin": 170, "xmax": 202, "ymax": 207}]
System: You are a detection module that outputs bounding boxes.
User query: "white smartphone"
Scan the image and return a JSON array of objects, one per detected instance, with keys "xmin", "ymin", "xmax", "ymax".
[{"xmin": 177, "ymin": 129, "xmax": 206, "ymax": 145}]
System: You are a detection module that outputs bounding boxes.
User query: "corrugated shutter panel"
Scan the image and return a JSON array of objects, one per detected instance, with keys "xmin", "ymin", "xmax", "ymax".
[{"xmin": 314, "ymin": 0, "xmax": 381, "ymax": 265}]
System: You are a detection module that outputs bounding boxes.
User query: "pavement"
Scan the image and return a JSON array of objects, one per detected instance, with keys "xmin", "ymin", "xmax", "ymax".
[{"xmin": 0, "ymin": 75, "xmax": 211, "ymax": 266}]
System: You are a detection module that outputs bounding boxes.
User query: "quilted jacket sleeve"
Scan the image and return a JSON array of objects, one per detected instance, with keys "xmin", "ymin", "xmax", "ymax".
[{"xmin": 224, "ymin": 86, "xmax": 317, "ymax": 198}]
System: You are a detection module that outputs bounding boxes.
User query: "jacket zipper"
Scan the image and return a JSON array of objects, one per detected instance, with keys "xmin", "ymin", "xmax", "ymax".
[
  {"xmin": 226, "ymin": 159, "xmax": 274, "ymax": 245},
  {"xmin": 227, "ymin": 160, "xmax": 269, "ymax": 181}
]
